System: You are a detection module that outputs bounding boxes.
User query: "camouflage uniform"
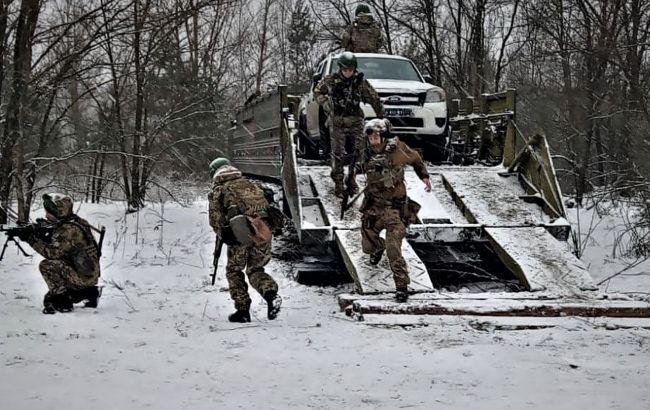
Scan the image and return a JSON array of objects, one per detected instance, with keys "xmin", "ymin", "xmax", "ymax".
[
  {"xmin": 341, "ymin": 14, "xmax": 384, "ymax": 53},
  {"xmin": 358, "ymin": 138, "xmax": 429, "ymax": 290},
  {"xmin": 24, "ymin": 194, "xmax": 101, "ymax": 313},
  {"xmin": 208, "ymin": 166, "xmax": 278, "ymax": 313},
  {"xmin": 314, "ymin": 71, "xmax": 384, "ymax": 194}
]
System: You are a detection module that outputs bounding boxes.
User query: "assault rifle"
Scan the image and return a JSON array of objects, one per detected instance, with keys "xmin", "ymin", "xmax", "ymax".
[
  {"xmin": 0, "ymin": 223, "xmax": 45, "ymax": 261},
  {"xmin": 340, "ymin": 148, "xmax": 365, "ymax": 219},
  {"xmin": 340, "ymin": 186, "xmax": 367, "ymax": 219},
  {"xmin": 211, "ymin": 235, "xmax": 224, "ymax": 286}
]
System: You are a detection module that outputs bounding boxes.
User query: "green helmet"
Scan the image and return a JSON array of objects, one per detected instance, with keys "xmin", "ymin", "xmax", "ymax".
[
  {"xmin": 337, "ymin": 52, "xmax": 357, "ymax": 69},
  {"xmin": 43, "ymin": 193, "xmax": 73, "ymax": 219},
  {"xmin": 355, "ymin": 4, "xmax": 370, "ymax": 16},
  {"xmin": 209, "ymin": 157, "xmax": 231, "ymax": 178}
]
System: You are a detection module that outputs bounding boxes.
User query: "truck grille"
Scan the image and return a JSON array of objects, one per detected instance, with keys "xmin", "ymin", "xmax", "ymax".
[{"xmin": 379, "ymin": 93, "xmax": 422, "ymax": 106}]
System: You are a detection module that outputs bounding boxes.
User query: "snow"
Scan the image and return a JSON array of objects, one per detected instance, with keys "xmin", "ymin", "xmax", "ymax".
[{"xmin": 1, "ymin": 197, "xmax": 649, "ymax": 409}]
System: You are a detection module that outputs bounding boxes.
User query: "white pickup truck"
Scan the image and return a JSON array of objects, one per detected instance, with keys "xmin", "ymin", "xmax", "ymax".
[{"xmin": 297, "ymin": 53, "xmax": 448, "ymax": 161}]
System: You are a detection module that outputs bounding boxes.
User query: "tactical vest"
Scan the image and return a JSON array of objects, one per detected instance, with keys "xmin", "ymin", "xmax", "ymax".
[
  {"xmin": 219, "ymin": 178, "xmax": 272, "ymax": 246},
  {"xmin": 366, "ymin": 152, "xmax": 405, "ymax": 193},
  {"xmin": 331, "ymin": 74, "xmax": 363, "ymax": 117},
  {"xmin": 221, "ymin": 178, "xmax": 269, "ymax": 218},
  {"xmin": 61, "ymin": 216, "xmax": 100, "ymax": 276},
  {"xmin": 350, "ymin": 20, "xmax": 380, "ymax": 53}
]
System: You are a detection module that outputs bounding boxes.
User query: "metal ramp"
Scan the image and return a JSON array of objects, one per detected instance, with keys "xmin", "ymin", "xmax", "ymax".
[
  {"xmin": 437, "ymin": 166, "xmax": 594, "ymax": 295},
  {"xmin": 300, "ymin": 166, "xmax": 434, "ymax": 294},
  {"xmin": 298, "ymin": 164, "xmax": 594, "ymax": 297}
]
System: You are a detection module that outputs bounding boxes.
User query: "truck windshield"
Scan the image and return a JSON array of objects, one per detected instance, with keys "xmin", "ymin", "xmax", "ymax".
[{"xmin": 330, "ymin": 57, "xmax": 422, "ymax": 82}]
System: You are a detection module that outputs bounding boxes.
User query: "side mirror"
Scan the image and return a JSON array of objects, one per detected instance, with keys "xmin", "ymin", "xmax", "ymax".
[
  {"xmin": 312, "ymin": 73, "xmax": 322, "ymax": 84},
  {"xmin": 423, "ymin": 75, "xmax": 434, "ymax": 84}
]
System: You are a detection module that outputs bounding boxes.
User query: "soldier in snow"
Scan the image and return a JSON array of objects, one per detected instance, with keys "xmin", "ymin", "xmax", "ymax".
[
  {"xmin": 340, "ymin": 4, "xmax": 384, "ymax": 53},
  {"xmin": 357, "ymin": 119, "xmax": 431, "ymax": 303},
  {"xmin": 313, "ymin": 51, "xmax": 384, "ymax": 197},
  {"xmin": 15, "ymin": 193, "xmax": 101, "ymax": 314},
  {"xmin": 207, "ymin": 157, "xmax": 282, "ymax": 323}
]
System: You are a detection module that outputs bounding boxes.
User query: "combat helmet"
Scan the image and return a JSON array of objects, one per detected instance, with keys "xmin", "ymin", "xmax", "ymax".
[
  {"xmin": 337, "ymin": 52, "xmax": 358, "ymax": 69},
  {"xmin": 43, "ymin": 193, "xmax": 73, "ymax": 219},
  {"xmin": 209, "ymin": 157, "xmax": 231, "ymax": 179},
  {"xmin": 364, "ymin": 118, "xmax": 392, "ymax": 139},
  {"xmin": 355, "ymin": 3, "xmax": 371, "ymax": 16}
]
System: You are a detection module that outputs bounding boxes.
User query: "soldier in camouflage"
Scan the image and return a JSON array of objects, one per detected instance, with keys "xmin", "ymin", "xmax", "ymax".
[
  {"xmin": 341, "ymin": 4, "xmax": 384, "ymax": 53},
  {"xmin": 208, "ymin": 158, "xmax": 282, "ymax": 323},
  {"xmin": 358, "ymin": 119, "xmax": 432, "ymax": 303},
  {"xmin": 314, "ymin": 51, "xmax": 384, "ymax": 197},
  {"xmin": 15, "ymin": 193, "xmax": 101, "ymax": 314}
]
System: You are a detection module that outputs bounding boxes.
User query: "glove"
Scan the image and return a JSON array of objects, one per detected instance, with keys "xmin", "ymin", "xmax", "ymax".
[{"xmin": 323, "ymin": 101, "xmax": 332, "ymax": 115}]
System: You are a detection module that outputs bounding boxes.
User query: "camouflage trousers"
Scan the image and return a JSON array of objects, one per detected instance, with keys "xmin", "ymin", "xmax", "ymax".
[
  {"xmin": 361, "ymin": 207, "xmax": 410, "ymax": 289},
  {"xmin": 226, "ymin": 240, "xmax": 277, "ymax": 311},
  {"xmin": 330, "ymin": 116, "xmax": 364, "ymax": 188},
  {"xmin": 40, "ymin": 259, "xmax": 99, "ymax": 295}
]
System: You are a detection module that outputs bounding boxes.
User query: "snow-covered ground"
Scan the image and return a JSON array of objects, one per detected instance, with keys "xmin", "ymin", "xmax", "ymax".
[{"xmin": 1, "ymin": 196, "xmax": 649, "ymax": 409}]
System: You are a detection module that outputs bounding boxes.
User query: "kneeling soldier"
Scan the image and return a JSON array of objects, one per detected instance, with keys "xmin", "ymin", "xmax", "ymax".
[
  {"xmin": 16, "ymin": 193, "xmax": 101, "ymax": 314},
  {"xmin": 358, "ymin": 119, "xmax": 431, "ymax": 302}
]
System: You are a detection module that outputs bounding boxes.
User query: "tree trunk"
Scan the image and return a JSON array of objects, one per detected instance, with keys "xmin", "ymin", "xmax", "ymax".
[{"xmin": 0, "ymin": 0, "xmax": 41, "ymax": 224}]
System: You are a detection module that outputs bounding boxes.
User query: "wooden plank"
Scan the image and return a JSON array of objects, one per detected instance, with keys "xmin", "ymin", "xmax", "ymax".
[
  {"xmin": 334, "ymin": 229, "xmax": 434, "ymax": 294},
  {"xmin": 340, "ymin": 295, "xmax": 650, "ymax": 318},
  {"xmin": 358, "ymin": 314, "xmax": 650, "ymax": 330},
  {"xmin": 485, "ymin": 227, "xmax": 596, "ymax": 294}
]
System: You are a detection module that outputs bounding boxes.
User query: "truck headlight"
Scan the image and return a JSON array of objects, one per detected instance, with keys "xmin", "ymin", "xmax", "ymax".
[{"xmin": 425, "ymin": 88, "xmax": 446, "ymax": 103}]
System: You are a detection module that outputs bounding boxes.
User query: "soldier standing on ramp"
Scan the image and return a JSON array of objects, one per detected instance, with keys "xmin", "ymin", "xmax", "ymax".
[
  {"xmin": 357, "ymin": 119, "xmax": 432, "ymax": 302},
  {"xmin": 341, "ymin": 4, "xmax": 384, "ymax": 53},
  {"xmin": 207, "ymin": 157, "xmax": 282, "ymax": 323},
  {"xmin": 314, "ymin": 51, "xmax": 384, "ymax": 197}
]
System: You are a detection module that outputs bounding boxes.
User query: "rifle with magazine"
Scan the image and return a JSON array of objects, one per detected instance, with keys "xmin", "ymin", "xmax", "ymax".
[{"xmin": 0, "ymin": 219, "xmax": 53, "ymax": 261}]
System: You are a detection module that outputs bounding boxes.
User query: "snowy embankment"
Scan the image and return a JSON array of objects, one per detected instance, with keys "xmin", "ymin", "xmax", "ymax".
[{"xmin": 0, "ymin": 198, "xmax": 648, "ymax": 409}]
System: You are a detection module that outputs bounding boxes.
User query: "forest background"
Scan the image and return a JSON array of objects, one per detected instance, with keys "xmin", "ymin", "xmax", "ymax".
[{"xmin": 0, "ymin": 0, "xmax": 649, "ymax": 259}]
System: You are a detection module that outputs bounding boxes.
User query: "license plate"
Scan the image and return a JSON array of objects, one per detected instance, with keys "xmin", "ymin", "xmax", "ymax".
[{"xmin": 385, "ymin": 108, "xmax": 413, "ymax": 117}]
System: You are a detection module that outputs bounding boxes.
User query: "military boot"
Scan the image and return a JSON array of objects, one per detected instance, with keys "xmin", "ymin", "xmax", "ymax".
[
  {"xmin": 70, "ymin": 286, "xmax": 100, "ymax": 308},
  {"xmin": 395, "ymin": 288, "xmax": 408, "ymax": 303},
  {"xmin": 54, "ymin": 293, "xmax": 73, "ymax": 312},
  {"xmin": 42, "ymin": 292, "xmax": 56, "ymax": 315},
  {"xmin": 264, "ymin": 290, "xmax": 282, "ymax": 320},
  {"xmin": 81, "ymin": 286, "xmax": 101, "ymax": 308},
  {"xmin": 43, "ymin": 292, "xmax": 73, "ymax": 314},
  {"xmin": 369, "ymin": 249, "xmax": 383, "ymax": 265},
  {"xmin": 228, "ymin": 309, "xmax": 251, "ymax": 323}
]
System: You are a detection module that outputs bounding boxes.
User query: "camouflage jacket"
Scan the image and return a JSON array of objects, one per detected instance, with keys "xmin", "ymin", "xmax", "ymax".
[
  {"xmin": 27, "ymin": 215, "xmax": 101, "ymax": 276},
  {"xmin": 341, "ymin": 14, "xmax": 384, "ymax": 53},
  {"xmin": 314, "ymin": 71, "xmax": 384, "ymax": 119},
  {"xmin": 359, "ymin": 138, "xmax": 429, "ymax": 202},
  {"xmin": 208, "ymin": 170, "xmax": 270, "ymax": 232}
]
